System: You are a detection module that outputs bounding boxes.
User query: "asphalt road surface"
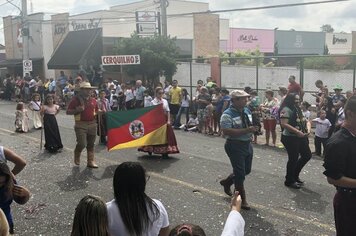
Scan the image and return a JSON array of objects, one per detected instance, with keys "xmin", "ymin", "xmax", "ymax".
[{"xmin": 0, "ymin": 100, "xmax": 336, "ymax": 236}]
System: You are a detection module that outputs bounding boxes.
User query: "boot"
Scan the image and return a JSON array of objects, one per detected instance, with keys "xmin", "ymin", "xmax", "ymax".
[
  {"xmin": 220, "ymin": 174, "xmax": 234, "ymax": 196},
  {"xmin": 74, "ymin": 150, "xmax": 81, "ymax": 165},
  {"xmin": 235, "ymin": 185, "xmax": 251, "ymax": 210},
  {"xmin": 87, "ymin": 149, "xmax": 98, "ymax": 168}
]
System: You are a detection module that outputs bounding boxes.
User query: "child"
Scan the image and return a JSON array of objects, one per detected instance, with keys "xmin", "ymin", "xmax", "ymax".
[
  {"xmin": 144, "ymin": 90, "xmax": 153, "ymax": 107},
  {"xmin": 28, "ymin": 93, "xmax": 42, "ymax": 129},
  {"xmin": 15, "ymin": 102, "xmax": 29, "ymax": 133},
  {"xmin": 181, "ymin": 113, "xmax": 199, "ymax": 131},
  {"xmin": 110, "ymin": 94, "xmax": 119, "ymax": 111},
  {"xmin": 248, "ymin": 90, "xmax": 262, "ymax": 143},
  {"xmin": 0, "ymin": 161, "xmax": 31, "ymax": 234},
  {"xmin": 301, "ymin": 101, "xmax": 311, "ymax": 121},
  {"xmin": 97, "ymin": 90, "xmax": 111, "ymax": 145},
  {"xmin": 312, "ymin": 110, "xmax": 331, "ymax": 157},
  {"xmin": 205, "ymin": 102, "xmax": 214, "ymax": 135}
]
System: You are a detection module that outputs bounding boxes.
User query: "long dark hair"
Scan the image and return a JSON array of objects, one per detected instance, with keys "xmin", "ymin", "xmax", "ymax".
[
  {"xmin": 182, "ymin": 88, "xmax": 188, "ymax": 100},
  {"xmin": 113, "ymin": 162, "xmax": 159, "ymax": 235},
  {"xmin": 0, "ymin": 161, "xmax": 14, "ymax": 202},
  {"xmin": 279, "ymin": 93, "xmax": 307, "ymax": 133},
  {"xmin": 71, "ymin": 195, "xmax": 109, "ymax": 236}
]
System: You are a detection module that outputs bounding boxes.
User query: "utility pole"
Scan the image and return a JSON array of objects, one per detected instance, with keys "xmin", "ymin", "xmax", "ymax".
[
  {"xmin": 21, "ymin": 0, "xmax": 29, "ymax": 66},
  {"xmin": 160, "ymin": 0, "xmax": 167, "ymax": 37}
]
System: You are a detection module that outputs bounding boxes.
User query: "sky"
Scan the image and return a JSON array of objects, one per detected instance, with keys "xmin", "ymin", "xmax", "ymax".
[{"xmin": 0, "ymin": 0, "xmax": 355, "ymax": 45}]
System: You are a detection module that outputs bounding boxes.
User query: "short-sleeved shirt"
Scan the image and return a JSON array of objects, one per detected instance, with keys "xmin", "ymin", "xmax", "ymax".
[
  {"xmin": 169, "ymin": 87, "xmax": 182, "ymax": 105},
  {"xmin": 280, "ymin": 106, "xmax": 308, "ymax": 136},
  {"xmin": 106, "ymin": 199, "xmax": 169, "ymax": 236},
  {"xmin": 323, "ymin": 127, "xmax": 356, "ymax": 181},
  {"xmin": 135, "ymin": 86, "xmax": 146, "ymax": 101},
  {"xmin": 220, "ymin": 105, "xmax": 253, "ymax": 141},
  {"xmin": 67, "ymin": 96, "xmax": 98, "ymax": 122},
  {"xmin": 313, "ymin": 118, "xmax": 331, "ymax": 138},
  {"xmin": 152, "ymin": 98, "xmax": 170, "ymax": 112},
  {"xmin": 216, "ymin": 95, "xmax": 230, "ymax": 113},
  {"xmin": 288, "ymin": 82, "xmax": 302, "ymax": 96},
  {"xmin": 261, "ymin": 98, "xmax": 279, "ymax": 119},
  {"xmin": 196, "ymin": 94, "xmax": 211, "ymax": 109}
]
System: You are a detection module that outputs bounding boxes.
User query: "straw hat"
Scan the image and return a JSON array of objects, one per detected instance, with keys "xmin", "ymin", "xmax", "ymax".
[
  {"xmin": 79, "ymin": 82, "xmax": 97, "ymax": 89},
  {"xmin": 230, "ymin": 90, "xmax": 250, "ymax": 98}
]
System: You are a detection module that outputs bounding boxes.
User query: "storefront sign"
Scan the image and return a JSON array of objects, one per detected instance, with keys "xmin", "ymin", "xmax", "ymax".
[
  {"xmin": 325, "ymin": 33, "xmax": 352, "ymax": 54},
  {"xmin": 136, "ymin": 11, "xmax": 156, "ymax": 22},
  {"xmin": 102, "ymin": 55, "xmax": 141, "ymax": 65},
  {"xmin": 333, "ymin": 35, "xmax": 347, "ymax": 44},
  {"xmin": 54, "ymin": 23, "xmax": 67, "ymax": 35},
  {"xmin": 70, "ymin": 18, "xmax": 101, "ymax": 31},
  {"xmin": 226, "ymin": 28, "xmax": 274, "ymax": 53}
]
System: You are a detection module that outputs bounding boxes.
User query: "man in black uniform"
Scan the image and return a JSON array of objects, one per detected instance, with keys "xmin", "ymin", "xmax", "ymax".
[{"xmin": 323, "ymin": 96, "xmax": 356, "ymax": 235}]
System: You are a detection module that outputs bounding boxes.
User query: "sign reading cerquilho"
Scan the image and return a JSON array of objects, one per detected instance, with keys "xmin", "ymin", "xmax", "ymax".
[{"xmin": 101, "ymin": 55, "xmax": 141, "ymax": 66}]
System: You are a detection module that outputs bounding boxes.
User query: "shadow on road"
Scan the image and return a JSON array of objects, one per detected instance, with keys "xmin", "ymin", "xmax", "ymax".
[
  {"xmin": 291, "ymin": 186, "xmax": 328, "ymax": 214},
  {"xmin": 243, "ymin": 208, "xmax": 280, "ymax": 236},
  {"xmin": 56, "ymin": 166, "xmax": 100, "ymax": 191},
  {"xmin": 137, "ymin": 154, "xmax": 179, "ymax": 173}
]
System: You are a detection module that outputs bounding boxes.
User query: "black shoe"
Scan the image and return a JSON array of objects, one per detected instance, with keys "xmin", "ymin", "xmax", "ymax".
[
  {"xmin": 220, "ymin": 179, "xmax": 233, "ymax": 196},
  {"xmin": 284, "ymin": 182, "xmax": 301, "ymax": 189},
  {"xmin": 295, "ymin": 178, "xmax": 304, "ymax": 185}
]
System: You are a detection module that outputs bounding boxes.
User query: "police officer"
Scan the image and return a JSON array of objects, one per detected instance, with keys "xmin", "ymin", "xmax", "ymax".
[{"xmin": 219, "ymin": 90, "xmax": 257, "ymax": 210}]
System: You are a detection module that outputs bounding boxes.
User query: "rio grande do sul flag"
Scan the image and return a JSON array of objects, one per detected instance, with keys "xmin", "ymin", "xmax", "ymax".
[{"xmin": 106, "ymin": 104, "xmax": 167, "ymax": 151}]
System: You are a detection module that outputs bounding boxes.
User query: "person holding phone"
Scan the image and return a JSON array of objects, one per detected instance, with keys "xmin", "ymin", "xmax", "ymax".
[{"xmin": 279, "ymin": 93, "xmax": 312, "ymax": 189}]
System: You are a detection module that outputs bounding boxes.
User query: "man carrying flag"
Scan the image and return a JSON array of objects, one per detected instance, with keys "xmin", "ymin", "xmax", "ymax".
[{"xmin": 107, "ymin": 87, "xmax": 179, "ymax": 158}]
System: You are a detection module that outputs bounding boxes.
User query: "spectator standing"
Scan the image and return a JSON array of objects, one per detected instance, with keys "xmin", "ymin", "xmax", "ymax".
[
  {"xmin": 144, "ymin": 90, "xmax": 153, "ymax": 107},
  {"xmin": 163, "ymin": 80, "xmax": 172, "ymax": 102},
  {"xmin": 196, "ymin": 87, "xmax": 211, "ymax": 134},
  {"xmin": 168, "ymin": 80, "xmax": 182, "ymax": 124},
  {"xmin": 220, "ymin": 90, "xmax": 257, "ymax": 210},
  {"xmin": 323, "ymin": 96, "xmax": 356, "ymax": 236},
  {"xmin": 173, "ymin": 88, "xmax": 190, "ymax": 129},
  {"xmin": 332, "ymin": 85, "xmax": 346, "ymax": 106},
  {"xmin": 260, "ymin": 90, "xmax": 279, "ymax": 146},
  {"xmin": 57, "ymin": 71, "xmax": 67, "ymax": 98},
  {"xmin": 97, "ymin": 90, "xmax": 111, "ymax": 145},
  {"xmin": 124, "ymin": 83, "xmax": 135, "ymax": 110},
  {"xmin": 134, "ymin": 80, "xmax": 146, "ymax": 108},
  {"xmin": 287, "ymin": 75, "xmax": 304, "ymax": 100},
  {"xmin": 312, "ymin": 110, "xmax": 331, "ymax": 157}
]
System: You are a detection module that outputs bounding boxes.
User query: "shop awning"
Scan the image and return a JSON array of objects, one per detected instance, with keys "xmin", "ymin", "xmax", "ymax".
[
  {"xmin": 0, "ymin": 58, "xmax": 43, "ymax": 68},
  {"xmin": 47, "ymin": 28, "xmax": 102, "ymax": 70}
]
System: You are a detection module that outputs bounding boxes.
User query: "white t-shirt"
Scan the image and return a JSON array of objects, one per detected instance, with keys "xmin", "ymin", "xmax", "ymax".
[
  {"xmin": 144, "ymin": 95, "xmax": 153, "ymax": 107},
  {"xmin": 181, "ymin": 95, "xmax": 190, "ymax": 107},
  {"xmin": 302, "ymin": 110, "xmax": 311, "ymax": 121},
  {"xmin": 106, "ymin": 199, "xmax": 169, "ymax": 236},
  {"xmin": 221, "ymin": 210, "xmax": 245, "ymax": 236},
  {"xmin": 313, "ymin": 118, "xmax": 331, "ymax": 138},
  {"xmin": 125, "ymin": 89, "xmax": 134, "ymax": 102},
  {"xmin": 152, "ymin": 98, "xmax": 170, "ymax": 112}
]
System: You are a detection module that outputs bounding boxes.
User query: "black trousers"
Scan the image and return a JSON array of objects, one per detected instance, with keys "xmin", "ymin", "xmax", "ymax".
[
  {"xmin": 281, "ymin": 135, "xmax": 312, "ymax": 184},
  {"xmin": 314, "ymin": 136, "xmax": 328, "ymax": 155}
]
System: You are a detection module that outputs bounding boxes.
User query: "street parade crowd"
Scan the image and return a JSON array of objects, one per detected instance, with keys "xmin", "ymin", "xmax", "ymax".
[{"xmin": 1, "ymin": 71, "xmax": 356, "ymax": 235}]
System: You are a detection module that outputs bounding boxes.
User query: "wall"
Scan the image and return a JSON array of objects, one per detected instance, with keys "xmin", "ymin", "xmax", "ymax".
[
  {"xmin": 193, "ymin": 14, "xmax": 219, "ymax": 58},
  {"xmin": 225, "ymin": 28, "xmax": 275, "ymax": 53},
  {"xmin": 325, "ymin": 33, "xmax": 352, "ymax": 54},
  {"xmin": 42, "ymin": 23, "xmax": 55, "ymax": 79},
  {"xmin": 275, "ymin": 30, "xmax": 325, "ymax": 55}
]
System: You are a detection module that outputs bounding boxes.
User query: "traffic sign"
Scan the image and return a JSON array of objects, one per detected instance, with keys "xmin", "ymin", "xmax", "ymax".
[
  {"xmin": 23, "ymin": 60, "xmax": 32, "ymax": 72},
  {"xmin": 101, "ymin": 55, "xmax": 140, "ymax": 66}
]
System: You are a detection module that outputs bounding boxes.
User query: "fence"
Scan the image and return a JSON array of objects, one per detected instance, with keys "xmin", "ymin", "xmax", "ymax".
[{"xmin": 173, "ymin": 55, "xmax": 356, "ymax": 104}]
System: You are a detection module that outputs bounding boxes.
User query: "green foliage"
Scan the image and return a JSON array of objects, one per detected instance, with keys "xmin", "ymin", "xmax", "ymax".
[
  {"xmin": 320, "ymin": 24, "xmax": 334, "ymax": 33},
  {"xmin": 114, "ymin": 33, "xmax": 179, "ymax": 80},
  {"xmin": 303, "ymin": 57, "xmax": 340, "ymax": 70},
  {"xmin": 219, "ymin": 49, "xmax": 266, "ymax": 66}
]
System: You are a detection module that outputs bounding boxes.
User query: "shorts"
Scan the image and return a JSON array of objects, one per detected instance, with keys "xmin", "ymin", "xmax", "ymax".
[
  {"xmin": 197, "ymin": 108, "xmax": 208, "ymax": 122},
  {"xmin": 263, "ymin": 119, "xmax": 277, "ymax": 131}
]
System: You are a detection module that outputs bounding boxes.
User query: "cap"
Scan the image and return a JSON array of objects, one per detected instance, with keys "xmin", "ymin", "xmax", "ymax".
[
  {"xmin": 79, "ymin": 82, "xmax": 97, "ymax": 89},
  {"xmin": 230, "ymin": 89, "xmax": 250, "ymax": 98},
  {"xmin": 334, "ymin": 85, "xmax": 343, "ymax": 90}
]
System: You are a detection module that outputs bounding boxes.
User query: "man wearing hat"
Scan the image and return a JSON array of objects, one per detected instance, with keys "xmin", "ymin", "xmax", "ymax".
[
  {"xmin": 219, "ymin": 90, "xmax": 258, "ymax": 210},
  {"xmin": 332, "ymin": 85, "xmax": 346, "ymax": 106},
  {"xmin": 66, "ymin": 82, "xmax": 99, "ymax": 168}
]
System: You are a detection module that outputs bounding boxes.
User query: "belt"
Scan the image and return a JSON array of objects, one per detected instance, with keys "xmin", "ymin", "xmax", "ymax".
[{"xmin": 337, "ymin": 187, "xmax": 356, "ymax": 196}]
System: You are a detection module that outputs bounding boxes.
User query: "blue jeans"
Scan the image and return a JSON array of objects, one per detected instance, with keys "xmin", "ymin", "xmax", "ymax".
[
  {"xmin": 224, "ymin": 140, "xmax": 253, "ymax": 186},
  {"xmin": 174, "ymin": 106, "xmax": 189, "ymax": 127}
]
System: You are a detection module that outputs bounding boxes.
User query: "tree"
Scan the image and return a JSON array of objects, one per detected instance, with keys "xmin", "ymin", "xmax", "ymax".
[
  {"xmin": 115, "ymin": 33, "xmax": 179, "ymax": 81},
  {"xmin": 320, "ymin": 24, "xmax": 334, "ymax": 33}
]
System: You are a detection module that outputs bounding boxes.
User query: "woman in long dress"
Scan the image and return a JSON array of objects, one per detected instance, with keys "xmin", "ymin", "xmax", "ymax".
[
  {"xmin": 138, "ymin": 87, "xmax": 179, "ymax": 158},
  {"xmin": 41, "ymin": 95, "xmax": 63, "ymax": 153}
]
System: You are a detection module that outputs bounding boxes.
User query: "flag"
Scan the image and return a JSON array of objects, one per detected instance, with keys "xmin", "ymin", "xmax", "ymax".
[{"xmin": 106, "ymin": 104, "xmax": 167, "ymax": 151}]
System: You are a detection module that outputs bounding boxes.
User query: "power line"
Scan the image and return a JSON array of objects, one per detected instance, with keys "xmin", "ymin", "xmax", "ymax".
[
  {"xmin": 0, "ymin": 0, "xmax": 14, "ymax": 7},
  {"xmin": 168, "ymin": 0, "xmax": 350, "ymax": 16}
]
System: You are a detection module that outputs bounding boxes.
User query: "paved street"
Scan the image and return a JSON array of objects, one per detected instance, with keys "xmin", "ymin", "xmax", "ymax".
[{"xmin": 0, "ymin": 100, "xmax": 335, "ymax": 236}]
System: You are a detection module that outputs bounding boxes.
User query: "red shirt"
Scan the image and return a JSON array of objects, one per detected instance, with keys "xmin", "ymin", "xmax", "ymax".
[
  {"xmin": 67, "ymin": 96, "xmax": 98, "ymax": 122},
  {"xmin": 288, "ymin": 82, "xmax": 302, "ymax": 96}
]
